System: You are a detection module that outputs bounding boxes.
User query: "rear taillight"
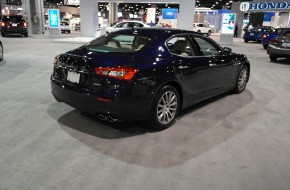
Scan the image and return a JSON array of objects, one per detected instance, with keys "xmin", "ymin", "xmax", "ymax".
[
  {"xmin": 270, "ymin": 38, "xmax": 278, "ymax": 44},
  {"xmin": 54, "ymin": 56, "xmax": 59, "ymax": 65},
  {"xmin": 262, "ymin": 34, "xmax": 267, "ymax": 38},
  {"xmin": 1, "ymin": 22, "xmax": 5, "ymax": 27},
  {"xmin": 23, "ymin": 22, "xmax": 27, "ymax": 27},
  {"xmin": 95, "ymin": 66, "xmax": 138, "ymax": 81}
]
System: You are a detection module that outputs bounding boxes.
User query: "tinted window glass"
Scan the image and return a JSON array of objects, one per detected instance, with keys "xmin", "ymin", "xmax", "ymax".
[
  {"xmin": 193, "ymin": 37, "xmax": 220, "ymax": 56},
  {"xmin": 167, "ymin": 36, "xmax": 195, "ymax": 56},
  {"xmin": 85, "ymin": 34, "xmax": 153, "ymax": 53},
  {"xmin": 2, "ymin": 16, "xmax": 24, "ymax": 22}
]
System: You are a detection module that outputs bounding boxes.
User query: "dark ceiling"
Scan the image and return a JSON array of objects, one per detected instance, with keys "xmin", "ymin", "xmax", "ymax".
[{"xmin": 43, "ymin": 0, "xmax": 253, "ymax": 10}]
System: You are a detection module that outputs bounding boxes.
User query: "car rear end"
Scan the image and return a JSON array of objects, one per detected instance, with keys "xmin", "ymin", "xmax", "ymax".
[
  {"xmin": 267, "ymin": 29, "xmax": 290, "ymax": 60},
  {"xmin": 60, "ymin": 21, "xmax": 71, "ymax": 33},
  {"xmin": 1, "ymin": 15, "xmax": 28, "ymax": 37},
  {"xmin": 51, "ymin": 32, "xmax": 157, "ymax": 121}
]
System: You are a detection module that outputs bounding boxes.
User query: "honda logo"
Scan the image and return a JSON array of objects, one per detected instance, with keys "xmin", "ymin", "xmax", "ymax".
[{"xmin": 240, "ymin": 2, "xmax": 250, "ymax": 11}]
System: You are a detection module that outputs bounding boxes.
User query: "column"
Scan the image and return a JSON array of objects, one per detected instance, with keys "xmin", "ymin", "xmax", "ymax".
[
  {"xmin": 80, "ymin": 0, "xmax": 99, "ymax": 37},
  {"xmin": 22, "ymin": 0, "xmax": 45, "ymax": 34},
  {"xmin": 178, "ymin": 0, "xmax": 195, "ymax": 30}
]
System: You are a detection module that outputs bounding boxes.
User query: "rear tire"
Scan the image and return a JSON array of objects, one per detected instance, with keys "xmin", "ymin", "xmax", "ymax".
[
  {"xmin": 197, "ymin": 30, "xmax": 201, "ymax": 33},
  {"xmin": 0, "ymin": 42, "xmax": 3, "ymax": 62},
  {"xmin": 244, "ymin": 39, "xmax": 248, "ymax": 43},
  {"xmin": 263, "ymin": 44, "xmax": 268, "ymax": 49},
  {"xmin": 24, "ymin": 32, "xmax": 28, "ymax": 37},
  {"xmin": 270, "ymin": 55, "xmax": 277, "ymax": 61},
  {"xmin": 207, "ymin": 30, "xmax": 211, "ymax": 36},
  {"xmin": 147, "ymin": 85, "xmax": 180, "ymax": 130},
  {"xmin": 1, "ymin": 32, "xmax": 5, "ymax": 37},
  {"xmin": 233, "ymin": 66, "xmax": 249, "ymax": 94}
]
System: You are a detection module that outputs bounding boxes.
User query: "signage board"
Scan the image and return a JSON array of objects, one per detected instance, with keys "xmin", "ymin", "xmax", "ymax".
[
  {"xmin": 48, "ymin": 9, "xmax": 60, "ymax": 28},
  {"xmin": 162, "ymin": 8, "xmax": 178, "ymax": 19},
  {"xmin": 221, "ymin": 13, "xmax": 236, "ymax": 34},
  {"xmin": 240, "ymin": 2, "xmax": 290, "ymax": 12},
  {"xmin": 146, "ymin": 8, "xmax": 156, "ymax": 24}
]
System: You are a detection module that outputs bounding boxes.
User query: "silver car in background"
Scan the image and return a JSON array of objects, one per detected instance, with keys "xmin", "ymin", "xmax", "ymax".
[{"xmin": 267, "ymin": 28, "xmax": 290, "ymax": 61}]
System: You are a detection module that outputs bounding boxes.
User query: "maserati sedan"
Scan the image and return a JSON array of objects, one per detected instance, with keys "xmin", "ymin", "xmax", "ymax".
[{"xmin": 51, "ymin": 28, "xmax": 250, "ymax": 130}]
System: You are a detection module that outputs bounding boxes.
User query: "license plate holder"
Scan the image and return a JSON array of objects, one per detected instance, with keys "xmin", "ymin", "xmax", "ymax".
[{"xmin": 67, "ymin": 71, "xmax": 80, "ymax": 83}]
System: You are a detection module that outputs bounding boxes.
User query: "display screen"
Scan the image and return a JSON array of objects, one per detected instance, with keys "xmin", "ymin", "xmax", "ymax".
[
  {"xmin": 221, "ymin": 13, "xmax": 236, "ymax": 34},
  {"xmin": 48, "ymin": 9, "xmax": 60, "ymax": 28},
  {"xmin": 162, "ymin": 8, "xmax": 178, "ymax": 19}
]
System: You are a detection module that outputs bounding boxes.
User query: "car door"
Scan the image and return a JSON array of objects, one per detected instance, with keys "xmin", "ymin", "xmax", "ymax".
[
  {"xmin": 191, "ymin": 35, "xmax": 233, "ymax": 95},
  {"xmin": 166, "ymin": 35, "xmax": 209, "ymax": 101}
]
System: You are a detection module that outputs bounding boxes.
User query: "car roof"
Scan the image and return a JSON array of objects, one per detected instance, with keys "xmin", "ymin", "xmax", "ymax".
[{"xmin": 112, "ymin": 28, "xmax": 198, "ymax": 38}]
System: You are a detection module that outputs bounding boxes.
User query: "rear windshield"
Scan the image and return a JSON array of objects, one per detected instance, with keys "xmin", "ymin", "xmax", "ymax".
[
  {"xmin": 2, "ymin": 16, "xmax": 25, "ymax": 22},
  {"xmin": 84, "ymin": 34, "xmax": 153, "ymax": 53},
  {"xmin": 279, "ymin": 30, "xmax": 290, "ymax": 37}
]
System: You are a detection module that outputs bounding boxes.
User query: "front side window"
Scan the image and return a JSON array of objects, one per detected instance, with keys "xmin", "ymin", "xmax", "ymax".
[
  {"xmin": 84, "ymin": 34, "xmax": 153, "ymax": 53},
  {"xmin": 193, "ymin": 37, "xmax": 220, "ymax": 56},
  {"xmin": 166, "ymin": 36, "xmax": 195, "ymax": 57}
]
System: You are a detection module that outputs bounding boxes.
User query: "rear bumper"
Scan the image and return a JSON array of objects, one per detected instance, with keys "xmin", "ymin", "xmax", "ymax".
[
  {"xmin": 243, "ymin": 35, "xmax": 262, "ymax": 42},
  {"xmin": 267, "ymin": 45, "xmax": 290, "ymax": 58},
  {"xmin": 51, "ymin": 77, "xmax": 152, "ymax": 121},
  {"xmin": 1, "ymin": 27, "xmax": 27, "ymax": 34}
]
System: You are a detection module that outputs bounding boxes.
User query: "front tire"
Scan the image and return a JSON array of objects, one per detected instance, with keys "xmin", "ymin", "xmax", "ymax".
[
  {"xmin": 270, "ymin": 55, "xmax": 277, "ymax": 61},
  {"xmin": 148, "ymin": 85, "xmax": 180, "ymax": 130},
  {"xmin": 0, "ymin": 42, "xmax": 3, "ymax": 62},
  {"xmin": 233, "ymin": 66, "xmax": 249, "ymax": 94}
]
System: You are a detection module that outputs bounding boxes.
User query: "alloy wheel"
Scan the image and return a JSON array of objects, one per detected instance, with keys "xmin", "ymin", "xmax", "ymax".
[
  {"xmin": 238, "ymin": 68, "xmax": 248, "ymax": 91},
  {"xmin": 157, "ymin": 91, "xmax": 178, "ymax": 125}
]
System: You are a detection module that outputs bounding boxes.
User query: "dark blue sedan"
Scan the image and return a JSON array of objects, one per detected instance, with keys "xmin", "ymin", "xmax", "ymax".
[
  {"xmin": 51, "ymin": 28, "xmax": 250, "ymax": 130},
  {"xmin": 243, "ymin": 26, "xmax": 274, "ymax": 43},
  {"xmin": 262, "ymin": 28, "xmax": 289, "ymax": 49}
]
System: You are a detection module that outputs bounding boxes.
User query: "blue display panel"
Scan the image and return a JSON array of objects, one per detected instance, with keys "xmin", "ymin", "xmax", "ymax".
[
  {"xmin": 48, "ymin": 9, "xmax": 60, "ymax": 28},
  {"xmin": 162, "ymin": 8, "xmax": 178, "ymax": 19}
]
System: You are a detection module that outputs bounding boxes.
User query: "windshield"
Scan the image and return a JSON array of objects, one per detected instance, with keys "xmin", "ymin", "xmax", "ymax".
[{"xmin": 84, "ymin": 34, "xmax": 153, "ymax": 53}]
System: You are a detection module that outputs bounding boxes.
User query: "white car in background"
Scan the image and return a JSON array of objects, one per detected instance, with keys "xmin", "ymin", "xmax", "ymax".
[
  {"xmin": 60, "ymin": 20, "xmax": 71, "ymax": 33},
  {"xmin": 106, "ymin": 21, "xmax": 151, "ymax": 33},
  {"xmin": 193, "ymin": 23, "xmax": 212, "ymax": 36},
  {"xmin": 70, "ymin": 18, "xmax": 81, "ymax": 30}
]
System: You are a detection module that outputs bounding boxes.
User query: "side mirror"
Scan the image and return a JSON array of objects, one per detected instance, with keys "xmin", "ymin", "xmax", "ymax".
[{"xmin": 223, "ymin": 47, "xmax": 232, "ymax": 55}]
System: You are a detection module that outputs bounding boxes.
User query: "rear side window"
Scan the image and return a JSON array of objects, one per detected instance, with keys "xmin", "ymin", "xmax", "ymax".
[
  {"xmin": 85, "ymin": 34, "xmax": 153, "ymax": 53},
  {"xmin": 166, "ymin": 36, "xmax": 195, "ymax": 57}
]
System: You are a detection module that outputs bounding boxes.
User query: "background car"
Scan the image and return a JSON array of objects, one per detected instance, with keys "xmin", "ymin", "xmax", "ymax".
[
  {"xmin": 0, "ymin": 40, "xmax": 3, "ymax": 62},
  {"xmin": 106, "ymin": 21, "xmax": 151, "ymax": 33},
  {"xmin": 243, "ymin": 26, "xmax": 274, "ymax": 43},
  {"xmin": 69, "ymin": 17, "xmax": 81, "ymax": 30},
  {"xmin": 51, "ymin": 28, "xmax": 250, "ymax": 130},
  {"xmin": 60, "ymin": 20, "xmax": 71, "ymax": 33},
  {"xmin": 193, "ymin": 23, "xmax": 212, "ymax": 36},
  {"xmin": 262, "ymin": 28, "xmax": 289, "ymax": 49},
  {"xmin": 1, "ymin": 15, "xmax": 28, "ymax": 37},
  {"xmin": 267, "ymin": 28, "xmax": 290, "ymax": 61}
]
